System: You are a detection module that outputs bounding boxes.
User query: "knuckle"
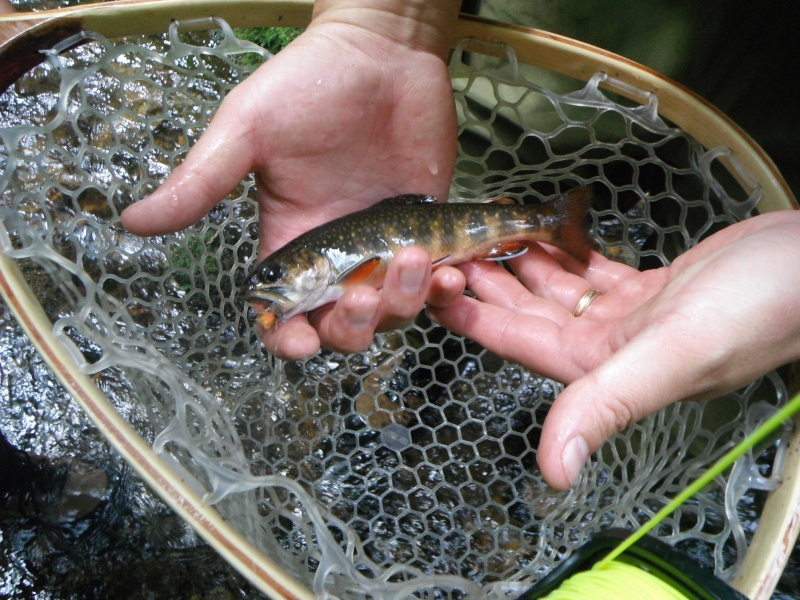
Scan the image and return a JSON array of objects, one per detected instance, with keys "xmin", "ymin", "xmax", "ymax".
[{"xmin": 603, "ymin": 394, "xmax": 637, "ymax": 436}]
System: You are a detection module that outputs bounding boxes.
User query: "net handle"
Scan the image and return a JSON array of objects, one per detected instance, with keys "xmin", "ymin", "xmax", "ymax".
[{"xmin": 1, "ymin": 3, "xmax": 798, "ymax": 599}]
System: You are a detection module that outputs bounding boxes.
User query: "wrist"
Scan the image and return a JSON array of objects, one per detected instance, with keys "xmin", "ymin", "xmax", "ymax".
[{"xmin": 311, "ymin": 0, "xmax": 460, "ymax": 59}]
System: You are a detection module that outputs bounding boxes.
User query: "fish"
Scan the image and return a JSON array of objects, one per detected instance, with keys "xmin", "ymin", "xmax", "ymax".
[{"xmin": 242, "ymin": 186, "xmax": 593, "ymax": 328}]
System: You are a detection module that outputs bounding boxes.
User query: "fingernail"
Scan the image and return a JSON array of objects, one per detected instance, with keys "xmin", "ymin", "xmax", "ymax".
[
  {"xmin": 399, "ymin": 264, "xmax": 425, "ymax": 296},
  {"xmin": 348, "ymin": 297, "xmax": 379, "ymax": 330},
  {"xmin": 561, "ymin": 436, "xmax": 589, "ymax": 486}
]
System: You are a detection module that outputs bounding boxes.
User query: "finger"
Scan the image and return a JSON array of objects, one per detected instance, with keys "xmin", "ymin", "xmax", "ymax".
[
  {"xmin": 539, "ymin": 244, "xmax": 638, "ymax": 288},
  {"xmin": 374, "ymin": 247, "xmax": 432, "ymax": 331},
  {"xmin": 458, "ymin": 261, "xmax": 572, "ymax": 324},
  {"xmin": 121, "ymin": 87, "xmax": 256, "ymax": 236},
  {"xmin": 505, "ymin": 245, "xmax": 609, "ymax": 315},
  {"xmin": 427, "ymin": 266, "xmax": 466, "ymax": 308},
  {"xmin": 536, "ymin": 318, "xmax": 715, "ymax": 490},
  {"xmin": 313, "ymin": 286, "xmax": 381, "ymax": 354},
  {"xmin": 427, "ymin": 294, "xmax": 587, "ymax": 383},
  {"xmin": 260, "ymin": 316, "xmax": 322, "ymax": 360}
]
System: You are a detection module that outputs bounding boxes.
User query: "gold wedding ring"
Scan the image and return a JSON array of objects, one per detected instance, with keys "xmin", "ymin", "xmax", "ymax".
[{"xmin": 573, "ymin": 289, "xmax": 601, "ymax": 317}]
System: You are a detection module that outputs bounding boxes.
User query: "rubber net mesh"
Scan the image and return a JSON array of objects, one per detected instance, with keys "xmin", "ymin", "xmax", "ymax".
[{"xmin": 0, "ymin": 19, "xmax": 790, "ymax": 598}]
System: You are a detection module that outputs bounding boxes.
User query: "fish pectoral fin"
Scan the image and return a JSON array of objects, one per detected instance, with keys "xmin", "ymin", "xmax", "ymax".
[
  {"xmin": 337, "ymin": 256, "xmax": 382, "ymax": 286},
  {"xmin": 479, "ymin": 241, "xmax": 529, "ymax": 261},
  {"xmin": 482, "ymin": 196, "xmax": 517, "ymax": 205}
]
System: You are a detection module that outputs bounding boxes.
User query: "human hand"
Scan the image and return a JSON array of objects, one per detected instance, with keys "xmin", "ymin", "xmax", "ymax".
[
  {"xmin": 428, "ymin": 210, "xmax": 800, "ymax": 490},
  {"xmin": 121, "ymin": 0, "xmax": 461, "ymax": 359}
]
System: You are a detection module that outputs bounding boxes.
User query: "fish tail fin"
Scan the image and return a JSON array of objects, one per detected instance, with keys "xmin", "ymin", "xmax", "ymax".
[{"xmin": 551, "ymin": 185, "xmax": 593, "ymax": 261}]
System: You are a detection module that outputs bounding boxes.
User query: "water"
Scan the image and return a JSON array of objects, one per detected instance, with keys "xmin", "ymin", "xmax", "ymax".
[{"xmin": 0, "ymin": 299, "xmax": 263, "ymax": 598}]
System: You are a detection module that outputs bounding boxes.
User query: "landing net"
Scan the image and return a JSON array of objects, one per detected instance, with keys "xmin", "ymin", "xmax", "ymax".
[{"xmin": 0, "ymin": 19, "xmax": 789, "ymax": 598}]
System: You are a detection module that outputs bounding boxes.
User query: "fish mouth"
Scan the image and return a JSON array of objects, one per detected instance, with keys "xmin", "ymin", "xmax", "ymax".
[{"xmin": 239, "ymin": 287, "xmax": 293, "ymax": 316}]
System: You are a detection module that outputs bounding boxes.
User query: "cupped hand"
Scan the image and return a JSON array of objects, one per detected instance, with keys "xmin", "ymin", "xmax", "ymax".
[
  {"xmin": 121, "ymin": 5, "xmax": 459, "ymax": 359},
  {"xmin": 428, "ymin": 210, "xmax": 800, "ymax": 490}
]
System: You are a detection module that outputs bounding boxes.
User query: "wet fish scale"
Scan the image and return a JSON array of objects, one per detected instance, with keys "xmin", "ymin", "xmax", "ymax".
[
  {"xmin": 242, "ymin": 187, "xmax": 593, "ymax": 325},
  {"xmin": 288, "ymin": 202, "xmax": 543, "ymax": 264}
]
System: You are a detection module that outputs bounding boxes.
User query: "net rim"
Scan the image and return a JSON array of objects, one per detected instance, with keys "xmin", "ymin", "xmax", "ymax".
[
  {"xmin": 0, "ymin": 4, "xmax": 798, "ymax": 599},
  {"xmin": 0, "ymin": 257, "xmax": 314, "ymax": 600},
  {"xmin": 1, "ymin": 1, "xmax": 795, "ymax": 212}
]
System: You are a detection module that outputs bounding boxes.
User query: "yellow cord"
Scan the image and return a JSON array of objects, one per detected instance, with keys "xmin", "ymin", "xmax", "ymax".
[
  {"xmin": 542, "ymin": 560, "xmax": 690, "ymax": 599},
  {"xmin": 540, "ymin": 389, "xmax": 800, "ymax": 598}
]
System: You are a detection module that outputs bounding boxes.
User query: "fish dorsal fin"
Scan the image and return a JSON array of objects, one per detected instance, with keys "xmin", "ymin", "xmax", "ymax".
[
  {"xmin": 482, "ymin": 196, "xmax": 517, "ymax": 205},
  {"xmin": 377, "ymin": 194, "xmax": 438, "ymax": 206},
  {"xmin": 336, "ymin": 256, "xmax": 382, "ymax": 286},
  {"xmin": 480, "ymin": 241, "xmax": 529, "ymax": 261}
]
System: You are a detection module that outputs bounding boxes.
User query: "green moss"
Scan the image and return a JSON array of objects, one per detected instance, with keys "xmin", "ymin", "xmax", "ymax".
[{"xmin": 236, "ymin": 27, "xmax": 304, "ymax": 54}]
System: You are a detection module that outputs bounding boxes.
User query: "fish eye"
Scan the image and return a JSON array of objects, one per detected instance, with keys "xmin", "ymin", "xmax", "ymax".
[{"xmin": 259, "ymin": 263, "xmax": 284, "ymax": 284}]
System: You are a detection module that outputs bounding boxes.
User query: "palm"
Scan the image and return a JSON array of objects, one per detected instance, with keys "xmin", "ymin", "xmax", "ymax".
[
  {"xmin": 122, "ymin": 23, "xmax": 456, "ymax": 250},
  {"xmin": 242, "ymin": 25, "xmax": 457, "ymax": 250},
  {"xmin": 429, "ymin": 211, "xmax": 800, "ymax": 488}
]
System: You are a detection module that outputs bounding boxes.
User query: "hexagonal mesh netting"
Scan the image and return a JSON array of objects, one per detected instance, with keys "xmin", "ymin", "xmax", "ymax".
[{"xmin": 0, "ymin": 19, "xmax": 790, "ymax": 599}]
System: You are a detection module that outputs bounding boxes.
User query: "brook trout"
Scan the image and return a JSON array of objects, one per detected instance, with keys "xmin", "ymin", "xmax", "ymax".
[{"xmin": 242, "ymin": 186, "xmax": 593, "ymax": 328}]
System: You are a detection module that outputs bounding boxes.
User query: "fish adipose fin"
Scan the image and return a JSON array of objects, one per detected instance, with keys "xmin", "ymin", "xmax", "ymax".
[
  {"xmin": 551, "ymin": 186, "xmax": 593, "ymax": 261},
  {"xmin": 337, "ymin": 256, "xmax": 382, "ymax": 286}
]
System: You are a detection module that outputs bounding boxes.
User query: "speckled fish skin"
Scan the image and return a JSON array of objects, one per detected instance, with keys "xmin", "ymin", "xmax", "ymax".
[{"xmin": 241, "ymin": 186, "xmax": 593, "ymax": 325}]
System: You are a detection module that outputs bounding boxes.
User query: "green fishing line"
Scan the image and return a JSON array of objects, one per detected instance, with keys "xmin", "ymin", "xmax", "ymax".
[
  {"xmin": 543, "ymin": 388, "xmax": 800, "ymax": 598},
  {"xmin": 600, "ymin": 388, "xmax": 800, "ymax": 567}
]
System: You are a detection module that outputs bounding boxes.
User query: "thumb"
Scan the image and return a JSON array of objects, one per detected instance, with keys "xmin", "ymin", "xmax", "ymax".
[
  {"xmin": 121, "ymin": 94, "xmax": 256, "ymax": 236},
  {"xmin": 537, "ymin": 320, "xmax": 715, "ymax": 490}
]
